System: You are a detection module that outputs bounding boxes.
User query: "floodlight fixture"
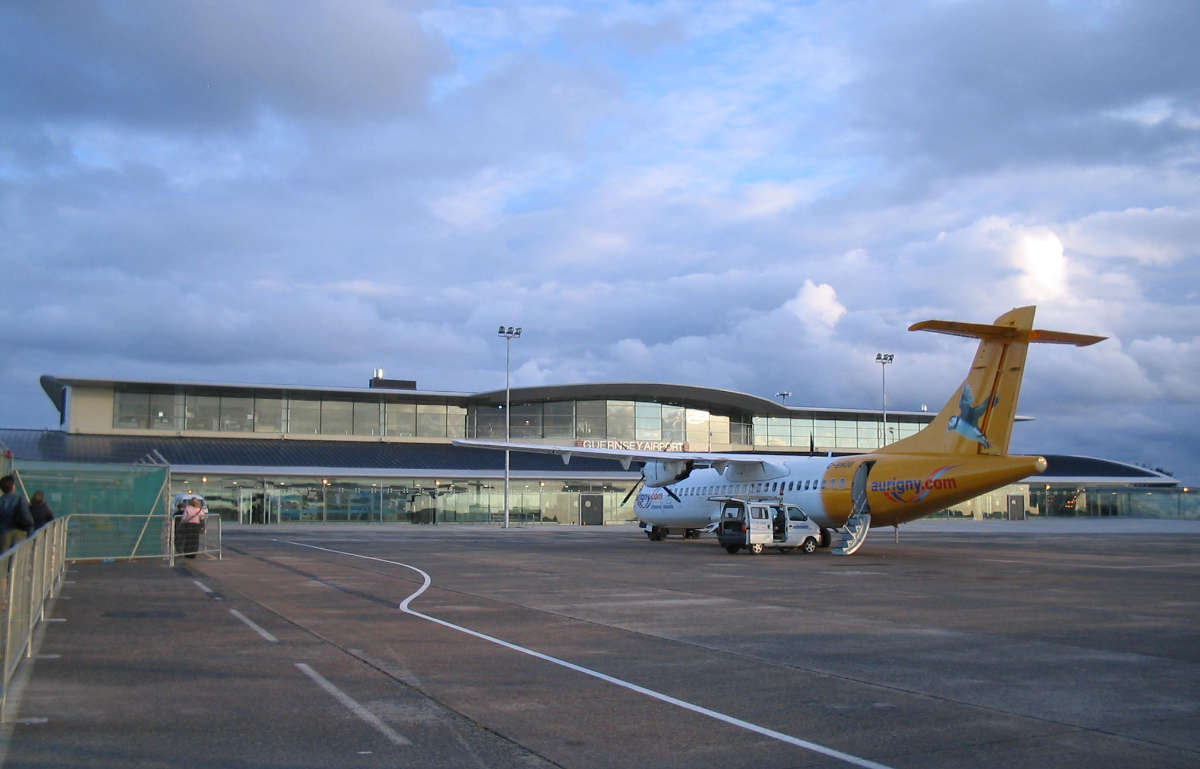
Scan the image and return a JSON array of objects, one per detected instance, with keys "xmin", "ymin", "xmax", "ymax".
[
  {"xmin": 876, "ymin": 352, "xmax": 894, "ymax": 446},
  {"xmin": 498, "ymin": 323, "xmax": 523, "ymax": 528}
]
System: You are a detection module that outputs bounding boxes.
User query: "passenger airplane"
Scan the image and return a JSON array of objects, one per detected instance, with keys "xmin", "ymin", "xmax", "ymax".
[{"xmin": 454, "ymin": 306, "xmax": 1104, "ymax": 554}]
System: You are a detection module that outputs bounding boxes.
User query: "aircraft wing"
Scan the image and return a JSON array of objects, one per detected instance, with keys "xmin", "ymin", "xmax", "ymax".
[{"xmin": 451, "ymin": 438, "xmax": 780, "ymax": 473}]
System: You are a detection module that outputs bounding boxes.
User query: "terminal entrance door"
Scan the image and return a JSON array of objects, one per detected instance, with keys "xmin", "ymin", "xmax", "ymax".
[
  {"xmin": 580, "ymin": 494, "xmax": 604, "ymax": 525},
  {"xmin": 239, "ymin": 489, "xmax": 283, "ymax": 524}
]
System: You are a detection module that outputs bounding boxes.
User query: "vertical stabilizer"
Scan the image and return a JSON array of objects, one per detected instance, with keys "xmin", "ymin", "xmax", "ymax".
[{"xmin": 879, "ymin": 306, "xmax": 1104, "ymax": 457}]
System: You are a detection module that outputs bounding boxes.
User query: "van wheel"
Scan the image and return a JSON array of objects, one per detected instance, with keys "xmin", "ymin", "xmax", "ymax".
[
  {"xmin": 748, "ymin": 543, "xmax": 764, "ymax": 554},
  {"xmin": 801, "ymin": 537, "xmax": 818, "ymax": 554},
  {"xmin": 725, "ymin": 545, "xmax": 740, "ymax": 554}
]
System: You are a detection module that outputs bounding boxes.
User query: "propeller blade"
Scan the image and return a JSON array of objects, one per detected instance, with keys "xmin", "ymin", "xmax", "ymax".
[
  {"xmin": 621, "ymin": 477, "xmax": 645, "ymax": 506},
  {"xmin": 663, "ymin": 485, "xmax": 681, "ymax": 503}
]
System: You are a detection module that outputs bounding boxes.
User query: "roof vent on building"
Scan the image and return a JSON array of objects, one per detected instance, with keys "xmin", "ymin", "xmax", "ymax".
[{"xmin": 369, "ymin": 369, "xmax": 417, "ymax": 390}]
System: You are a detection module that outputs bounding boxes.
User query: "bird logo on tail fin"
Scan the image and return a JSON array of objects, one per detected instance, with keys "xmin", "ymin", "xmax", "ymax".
[{"xmin": 946, "ymin": 383, "xmax": 997, "ymax": 448}]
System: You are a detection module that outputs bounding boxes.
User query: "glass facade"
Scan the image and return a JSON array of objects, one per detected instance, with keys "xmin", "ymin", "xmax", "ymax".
[
  {"xmin": 753, "ymin": 414, "xmax": 921, "ymax": 450},
  {"xmin": 112, "ymin": 385, "xmax": 926, "ymax": 449},
  {"xmin": 113, "ymin": 388, "xmax": 469, "ymax": 440},
  {"xmin": 175, "ymin": 473, "xmax": 1199, "ymax": 527},
  {"xmin": 176, "ymin": 473, "xmax": 643, "ymax": 526},
  {"xmin": 926, "ymin": 484, "xmax": 1198, "ymax": 520}
]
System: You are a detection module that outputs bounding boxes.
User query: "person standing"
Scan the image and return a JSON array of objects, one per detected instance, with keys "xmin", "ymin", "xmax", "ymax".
[
  {"xmin": 29, "ymin": 490, "xmax": 55, "ymax": 530},
  {"xmin": 179, "ymin": 496, "xmax": 206, "ymax": 558},
  {"xmin": 0, "ymin": 475, "xmax": 34, "ymax": 551}
]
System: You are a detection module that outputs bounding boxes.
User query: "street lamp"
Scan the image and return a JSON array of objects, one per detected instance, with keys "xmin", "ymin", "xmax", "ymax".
[
  {"xmin": 775, "ymin": 391, "xmax": 791, "ymax": 405},
  {"xmin": 498, "ymin": 325, "xmax": 522, "ymax": 528},
  {"xmin": 875, "ymin": 353, "xmax": 893, "ymax": 446}
]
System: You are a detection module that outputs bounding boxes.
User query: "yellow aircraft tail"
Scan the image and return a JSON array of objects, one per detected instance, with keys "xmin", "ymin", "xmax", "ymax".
[{"xmin": 878, "ymin": 306, "xmax": 1105, "ymax": 457}]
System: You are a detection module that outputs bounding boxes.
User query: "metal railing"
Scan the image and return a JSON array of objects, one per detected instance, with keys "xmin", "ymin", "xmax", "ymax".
[
  {"xmin": 0, "ymin": 513, "xmax": 223, "ymax": 721},
  {"xmin": 1, "ymin": 518, "xmax": 69, "ymax": 720},
  {"xmin": 166, "ymin": 516, "xmax": 223, "ymax": 566}
]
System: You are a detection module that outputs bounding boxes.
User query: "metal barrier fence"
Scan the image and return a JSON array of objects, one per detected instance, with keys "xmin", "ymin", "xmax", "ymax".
[
  {"xmin": 62, "ymin": 514, "xmax": 222, "ymax": 563},
  {"xmin": 166, "ymin": 515, "xmax": 223, "ymax": 566},
  {"xmin": 1, "ymin": 518, "xmax": 69, "ymax": 721}
]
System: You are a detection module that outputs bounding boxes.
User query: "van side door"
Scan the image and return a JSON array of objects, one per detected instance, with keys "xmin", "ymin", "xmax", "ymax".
[{"xmin": 747, "ymin": 503, "xmax": 773, "ymax": 545}]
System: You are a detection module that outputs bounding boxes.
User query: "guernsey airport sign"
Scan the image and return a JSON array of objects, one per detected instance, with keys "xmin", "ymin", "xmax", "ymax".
[{"xmin": 576, "ymin": 440, "xmax": 686, "ymax": 452}]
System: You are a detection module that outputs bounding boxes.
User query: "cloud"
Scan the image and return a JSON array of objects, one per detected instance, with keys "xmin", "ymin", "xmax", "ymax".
[
  {"xmin": 783, "ymin": 280, "xmax": 846, "ymax": 337},
  {"xmin": 1, "ymin": 1, "xmax": 450, "ymax": 129},
  {"xmin": 1065, "ymin": 207, "xmax": 1200, "ymax": 265},
  {"xmin": 1010, "ymin": 228, "xmax": 1068, "ymax": 302}
]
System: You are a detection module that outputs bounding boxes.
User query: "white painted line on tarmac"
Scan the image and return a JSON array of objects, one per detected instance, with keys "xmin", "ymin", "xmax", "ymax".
[
  {"xmin": 191, "ymin": 579, "xmax": 214, "ymax": 594},
  {"xmin": 285, "ymin": 540, "xmax": 896, "ymax": 769},
  {"xmin": 980, "ymin": 557, "xmax": 1199, "ymax": 571},
  {"xmin": 229, "ymin": 608, "xmax": 278, "ymax": 643},
  {"xmin": 294, "ymin": 662, "xmax": 411, "ymax": 746}
]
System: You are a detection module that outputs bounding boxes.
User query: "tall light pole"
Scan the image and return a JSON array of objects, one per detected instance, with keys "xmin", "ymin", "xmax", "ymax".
[
  {"xmin": 498, "ymin": 325, "xmax": 522, "ymax": 528},
  {"xmin": 875, "ymin": 353, "xmax": 893, "ymax": 447},
  {"xmin": 775, "ymin": 391, "xmax": 791, "ymax": 405}
]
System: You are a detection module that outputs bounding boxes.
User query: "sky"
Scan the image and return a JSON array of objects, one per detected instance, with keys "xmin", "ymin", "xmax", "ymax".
[{"xmin": 2, "ymin": 1, "xmax": 1198, "ymax": 482}]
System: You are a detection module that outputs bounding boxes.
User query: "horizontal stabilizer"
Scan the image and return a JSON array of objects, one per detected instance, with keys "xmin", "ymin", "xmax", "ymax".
[
  {"xmin": 908, "ymin": 320, "xmax": 1018, "ymax": 340},
  {"xmin": 1028, "ymin": 329, "xmax": 1107, "ymax": 346},
  {"xmin": 911, "ymin": 318, "xmax": 1106, "ymax": 347}
]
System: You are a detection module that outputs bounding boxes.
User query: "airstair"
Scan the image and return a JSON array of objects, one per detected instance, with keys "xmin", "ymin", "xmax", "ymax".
[
  {"xmin": 831, "ymin": 511, "xmax": 871, "ymax": 555},
  {"xmin": 833, "ymin": 460, "xmax": 874, "ymax": 556}
]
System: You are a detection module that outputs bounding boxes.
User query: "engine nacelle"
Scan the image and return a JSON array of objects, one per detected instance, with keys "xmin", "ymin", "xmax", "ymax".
[{"xmin": 642, "ymin": 460, "xmax": 694, "ymax": 487}]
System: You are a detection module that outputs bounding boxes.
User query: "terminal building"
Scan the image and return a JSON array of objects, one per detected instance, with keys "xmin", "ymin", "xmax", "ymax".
[{"xmin": 0, "ymin": 372, "xmax": 1184, "ymax": 526}]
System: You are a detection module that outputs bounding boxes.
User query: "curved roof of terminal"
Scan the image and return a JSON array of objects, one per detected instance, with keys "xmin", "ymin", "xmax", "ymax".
[{"xmin": 0, "ymin": 428, "xmax": 1176, "ymax": 486}]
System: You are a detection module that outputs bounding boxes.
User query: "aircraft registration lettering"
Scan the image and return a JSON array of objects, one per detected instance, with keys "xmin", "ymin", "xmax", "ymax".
[{"xmin": 872, "ymin": 466, "xmax": 958, "ymax": 503}]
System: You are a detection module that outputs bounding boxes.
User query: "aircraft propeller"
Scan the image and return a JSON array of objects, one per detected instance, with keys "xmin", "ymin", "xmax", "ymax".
[
  {"xmin": 621, "ymin": 477, "xmax": 644, "ymax": 506},
  {"xmin": 620, "ymin": 473, "xmax": 681, "ymax": 505}
]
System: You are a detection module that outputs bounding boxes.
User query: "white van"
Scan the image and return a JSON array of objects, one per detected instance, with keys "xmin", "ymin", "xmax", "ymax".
[{"xmin": 714, "ymin": 497, "xmax": 823, "ymax": 555}]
